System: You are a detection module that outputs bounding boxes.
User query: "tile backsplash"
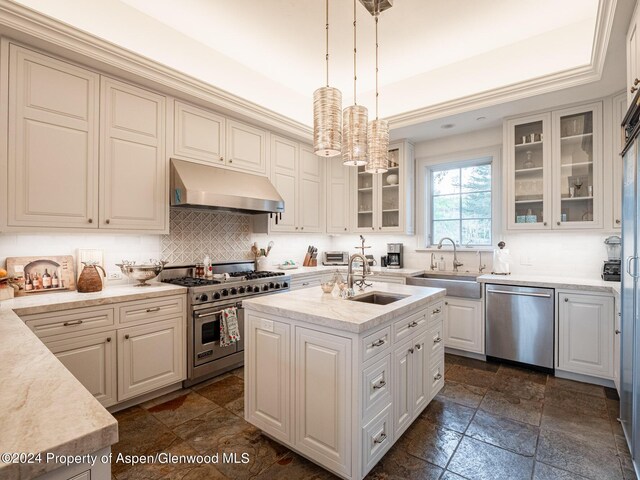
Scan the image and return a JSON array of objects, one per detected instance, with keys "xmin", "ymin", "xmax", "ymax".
[{"xmin": 161, "ymin": 208, "xmax": 253, "ymax": 264}]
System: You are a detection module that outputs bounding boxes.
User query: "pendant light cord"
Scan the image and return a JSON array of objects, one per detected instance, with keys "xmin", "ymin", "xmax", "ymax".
[
  {"xmin": 353, "ymin": 0, "xmax": 357, "ymax": 105},
  {"xmin": 325, "ymin": 0, "xmax": 329, "ymax": 87},
  {"xmin": 375, "ymin": 12, "xmax": 379, "ymax": 120}
]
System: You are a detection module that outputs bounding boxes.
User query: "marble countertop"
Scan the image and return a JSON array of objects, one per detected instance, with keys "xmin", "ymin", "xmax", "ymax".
[
  {"xmin": 478, "ymin": 274, "xmax": 620, "ymax": 295},
  {"xmin": 0, "ymin": 283, "xmax": 186, "ymax": 479},
  {"xmin": 280, "ymin": 265, "xmax": 425, "ymax": 279},
  {"xmin": 243, "ymin": 282, "xmax": 446, "ymax": 334}
]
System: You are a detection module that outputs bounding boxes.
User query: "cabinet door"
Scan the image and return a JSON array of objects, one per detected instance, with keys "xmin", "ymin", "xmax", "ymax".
[
  {"xmin": 295, "ymin": 327, "xmax": 351, "ymax": 476},
  {"xmin": 118, "ymin": 316, "xmax": 184, "ymax": 401},
  {"xmin": 505, "ymin": 113, "xmax": 552, "ymax": 230},
  {"xmin": 443, "ymin": 298, "xmax": 483, "ymax": 353},
  {"xmin": 226, "ymin": 119, "xmax": 267, "ymax": 175},
  {"xmin": 615, "ymin": 301, "xmax": 621, "ymax": 393},
  {"xmin": 100, "ymin": 77, "xmax": 166, "ymax": 231},
  {"xmin": 326, "ymin": 157, "xmax": 351, "ymax": 233},
  {"xmin": 174, "ymin": 101, "xmax": 225, "ymax": 164},
  {"xmin": 353, "ymin": 164, "xmax": 377, "ymax": 232},
  {"xmin": 378, "ymin": 145, "xmax": 402, "ymax": 232},
  {"xmin": 8, "ymin": 45, "xmax": 99, "ymax": 228},
  {"xmin": 245, "ymin": 314, "xmax": 291, "ymax": 442},
  {"xmin": 46, "ymin": 330, "xmax": 117, "ymax": 407},
  {"xmin": 412, "ymin": 330, "xmax": 429, "ymax": 415},
  {"xmin": 393, "ymin": 338, "xmax": 414, "ymax": 437},
  {"xmin": 270, "ymin": 135, "xmax": 298, "ymax": 232},
  {"xmin": 612, "ymin": 93, "xmax": 627, "ymax": 230},
  {"xmin": 627, "ymin": 8, "xmax": 640, "ymax": 105},
  {"xmin": 299, "ymin": 145, "xmax": 325, "ymax": 233},
  {"xmin": 551, "ymin": 103, "xmax": 603, "ymax": 229},
  {"xmin": 558, "ymin": 292, "xmax": 614, "ymax": 379}
]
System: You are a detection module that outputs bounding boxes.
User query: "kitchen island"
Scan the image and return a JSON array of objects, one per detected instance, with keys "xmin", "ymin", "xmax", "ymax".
[{"xmin": 242, "ymin": 282, "xmax": 446, "ymax": 480}]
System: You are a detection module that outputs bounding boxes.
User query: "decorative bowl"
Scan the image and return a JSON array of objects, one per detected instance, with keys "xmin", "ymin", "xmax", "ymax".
[
  {"xmin": 320, "ymin": 279, "xmax": 335, "ymax": 293},
  {"xmin": 386, "ymin": 174, "xmax": 399, "ymax": 185},
  {"xmin": 116, "ymin": 260, "xmax": 167, "ymax": 286}
]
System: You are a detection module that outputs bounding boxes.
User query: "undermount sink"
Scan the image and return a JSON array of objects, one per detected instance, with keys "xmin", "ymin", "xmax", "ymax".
[
  {"xmin": 349, "ymin": 292, "xmax": 410, "ymax": 305},
  {"xmin": 406, "ymin": 272, "xmax": 481, "ymax": 299}
]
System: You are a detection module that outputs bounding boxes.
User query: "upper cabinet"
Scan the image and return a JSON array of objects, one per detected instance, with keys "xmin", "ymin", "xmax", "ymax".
[
  {"xmin": 627, "ymin": 2, "xmax": 640, "ymax": 105},
  {"xmin": 326, "ymin": 158, "xmax": 351, "ymax": 233},
  {"xmin": 5, "ymin": 44, "xmax": 168, "ymax": 233},
  {"xmin": 612, "ymin": 92, "xmax": 628, "ymax": 230},
  {"xmin": 352, "ymin": 140, "xmax": 415, "ymax": 234},
  {"xmin": 7, "ymin": 44, "xmax": 100, "ymax": 228},
  {"xmin": 269, "ymin": 134, "xmax": 325, "ymax": 233},
  {"xmin": 504, "ymin": 102, "xmax": 603, "ymax": 231},
  {"xmin": 172, "ymin": 101, "xmax": 267, "ymax": 176}
]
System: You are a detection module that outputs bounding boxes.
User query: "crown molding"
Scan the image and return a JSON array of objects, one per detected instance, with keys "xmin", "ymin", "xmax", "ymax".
[{"xmin": 0, "ymin": 0, "xmax": 313, "ymax": 141}]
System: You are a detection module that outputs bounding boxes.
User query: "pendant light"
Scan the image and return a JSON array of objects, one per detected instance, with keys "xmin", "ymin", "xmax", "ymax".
[
  {"xmin": 313, "ymin": 0, "xmax": 342, "ymax": 157},
  {"xmin": 342, "ymin": 0, "xmax": 368, "ymax": 167},
  {"xmin": 366, "ymin": 4, "xmax": 388, "ymax": 174}
]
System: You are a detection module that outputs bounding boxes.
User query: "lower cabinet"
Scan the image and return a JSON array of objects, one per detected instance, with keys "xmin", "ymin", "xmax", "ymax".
[
  {"xmin": 557, "ymin": 291, "xmax": 615, "ymax": 379},
  {"xmin": 443, "ymin": 297, "xmax": 483, "ymax": 354},
  {"xmin": 117, "ymin": 316, "xmax": 184, "ymax": 401}
]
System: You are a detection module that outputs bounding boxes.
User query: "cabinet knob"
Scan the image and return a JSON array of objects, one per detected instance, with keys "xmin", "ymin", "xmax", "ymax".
[
  {"xmin": 616, "ymin": 219, "xmax": 621, "ymax": 225},
  {"xmin": 635, "ymin": 78, "xmax": 640, "ymax": 86},
  {"xmin": 106, "ymin": 219, "xmax": 110, "ymax": 224},
  {"xmin": 616, "ymin": 329, "xmax": 621, "ymax": 335},
  {"xmin": 229, "ymin": 159, "xmax": 233, "ymax": 163},
  {"xmin": 415, "ymin": 343, "xmax": 422, "ymax": 350},
  {"xmin": 373, "ymin": 379, "xmax": 386, "ymax": 390},
  {"xmin": 632, "ymin": 86, "xmax": 638, "ymax": 94},
  {"xmin": 220, "ymin": 156, "xmax": 224, "ymax": 162},
  {"xmin": 379, "ymin": 227, "xmax": 382, "ymax": 230},
  {"xmin": 557, "ymin": 221, "xmax": 561, "ymax": 226},
  {"xmin": 543, "ymin": 222, "xmax": 547, "ymax": 226},
  {"xmin": 344, "ymin": 228, "xmax": 347, "ymax": 231},
  {"xmin": 301, "ymin": 227, "xmax": 304, "ymax": 230},
  {"xmin": 88, "ymin": 218, "xmax": 93, "ymax": 224},
  {"xmin": 295, "ymin": 227, "xmax": 299, "ymax": 230},
  {"xmin": 564, "ymin": 298, "xmax": 569, "ymax": 302},
  {"xmin": 372, "ymin": 227, "xmax": 375, "ymax": 231},
  {"xmin": 434, "ymin": 373, "xmax": 443, "ymax": 381},
  {"xmin": 434, "ymin": 337, "xmax": 442, "ymax": 344},
  {"xmin": 125, "ymin": 334, "xmax": 130, "ymax": 340},
  {"xmin": 408, "ymin": 348, "xmax": 414, "ymax": 354},
  {"xmin": 445, "ymin": 301, "xmax": 448, "ymax": 305},
  {"xmin": 106, "ymin": 337, "xmax": 111, "ymax": 342}
]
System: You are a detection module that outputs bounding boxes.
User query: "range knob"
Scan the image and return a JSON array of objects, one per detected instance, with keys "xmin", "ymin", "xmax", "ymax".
[
  {"xmin": 282, "ymin": 282, "xmax": 289, "ymax": 289},
  {"xmin": 274, "ymin": 283, "xmax": 281, "ymax": 289},
  {"xmin": 221, "ymin": 289, "xmax": 229, "ymax": 297},
  {"xmin": 253, "ymin": 286, "xmax": 260, "ymax": 293},
  {"xmin": 230, "ymin": 287, "xmax": 238, "ymax": 295},
  {"xmin": 196, "ymin": 294, "xmax": 208, "ymax": 302},
  {"xmin": 262, "ymin": 284, "xmax": 269, "ymax": 292},
  {"xmin": 238, "ymin": 286, "xmax": 246, "ymax": 294},
  {"xmin": 269, "ymin": 282, "xmax": 275, "ymax": 289},
  {"xmin": 213, "ymin": 292, "xmax": 221, "ymax": 300}
]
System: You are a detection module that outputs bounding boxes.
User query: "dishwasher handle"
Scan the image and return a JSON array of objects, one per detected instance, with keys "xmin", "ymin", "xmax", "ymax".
[{"xmin": 487, "ymin": 289, "xmax": 552, "ymax": 298}]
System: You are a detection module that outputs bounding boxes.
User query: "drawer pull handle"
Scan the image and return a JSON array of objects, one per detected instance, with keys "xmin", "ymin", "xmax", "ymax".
[
  {"xmin": 374, "ymin": 432, "xmax": 387, "ymax": 444},
  {"xmin": 125, "ymin": 334, "xmax": 130, "ymax": 340},
  {"xmin": 371, "ymin": 339, "xmax": 386, "ymax": 347},
  {"xmin": 106, "ymin": 337, "xmax": 111, "ymax": 342},
  {"xmin": 302, "ymin": 282, "xmax": 309, "ymax": 286},
  {"xmin": 408, "ymin": 348, "xmax": 414, "ymax": 354},
  {"xmin": 415, "ymin": 343, "xmax": 422, "ymax": 350},
  {"xmin": 373, "ymin": 380, "xmax": 386, "ymax": 390},
  {"xmin": 564, "ymin": 298, "xmax": 569, "ymax": 302},
  {"xmin": 616, "ymin": 329, "xmax": 621, "ymax": 334},
  {"xmin": 434, "ymin": 337, "xmax": 442, "ymax": 344},
  {"xmin": 434, "ymin": 373, "xmax": 442, "ymax": 381},
  {"xmin": 432, "ymin": 308, "xmax": 441, "ymax": 314},
  {"xmin": 146, "ymin": 307, "xmax": 161, "ymax": 313},
  {"xmin": 408, "ymin": 321, "xmax": 418, "ymax": 328},
  {"xmin": 63, "ymin": 320, "xmax": 83, "ymax": 327}
]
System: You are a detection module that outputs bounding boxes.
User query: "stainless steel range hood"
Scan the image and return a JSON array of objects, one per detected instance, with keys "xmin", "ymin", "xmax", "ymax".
[{"xmin": 170, "ymin": 159, "xmax": 284, "ymax": 214}]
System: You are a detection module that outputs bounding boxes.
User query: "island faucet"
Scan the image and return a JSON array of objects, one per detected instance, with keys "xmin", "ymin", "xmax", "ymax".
[
  {"xmin": 437, "ymin": 237, "xmax": 463, "ymax": 272},
  {"xmin": 348, "ymin": 253, "xmax": 371, "ymax": 291}
]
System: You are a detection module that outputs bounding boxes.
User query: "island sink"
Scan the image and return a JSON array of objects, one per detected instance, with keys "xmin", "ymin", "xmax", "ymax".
[{"xmin": 349, "ymin": 291, "xmax": 409, "ymax": 305}]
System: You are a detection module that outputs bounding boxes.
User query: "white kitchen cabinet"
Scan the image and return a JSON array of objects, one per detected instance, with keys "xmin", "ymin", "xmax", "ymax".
[
  {"xmin": 612, "ymin": 92, "xmax": 627, "ymax": 230},
  {"xmin": 443, "ymin": 297, "xmax": 483, "ymax": 354},
  {"xmin": 352, "ymin": 141, "xmax": 415, "ymax": 234},
  {"xmin": 504, "ymin": 102, "xmax": 603, "ymax": 230},
  {"xmin": 100, "ymin": 77, "xmax": 167, "ymax": 231},
  {"xmin": 627, "ymin": 2, "xmax": 640, "ymax": 105},
  {"xmin": 245, "ymin": 315, "xmax": 291, "ymax": 443},
  {"xmin": 615, "ymin": 299, "xmax": 621, "ymax": 393},
  {"xmin": 270, "ymin": 134, "xmax": 325, "ymax": 233},
  {"xmin": 7, "ymin": 44, "xmax": 100, "ymax": 228},
  {"xmin": 369, "ymin": 275, "xmax": 406, "ymax": 285},
  {"xmin": 393, "ymin": 337, "xmax": 413, "ymax": 437},
  {"xmin": 326, "ymin": 157, "xmax": 351, "ymax": 233},
  {"xmin": 45, "ymin": 330, "xmax": 117, "ymax": 408},
  {"xmin": 557, "ymin": 291, "xmax": 614, "ymax": 379},
  {"xmin": 117, "ymin": 315, "xmax": 184, "ymax": 401},
  {"xmin": 295, "ymin": 327, "xmax": 352, "ymax": 477},
  {"xmin": 172, "ymin": 101, "xmax": 267, "ymax": 175}
]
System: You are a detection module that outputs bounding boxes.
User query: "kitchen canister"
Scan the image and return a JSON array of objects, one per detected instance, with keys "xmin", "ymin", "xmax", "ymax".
[{"xmin": 256, "ymin": 256, "xmax": 269, "ymax": 272}]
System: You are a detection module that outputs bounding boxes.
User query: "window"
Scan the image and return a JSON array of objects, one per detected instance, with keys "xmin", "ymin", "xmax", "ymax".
[{"xmin": 429, "ymin": 160, "xmax": 492, "ymax": 246}]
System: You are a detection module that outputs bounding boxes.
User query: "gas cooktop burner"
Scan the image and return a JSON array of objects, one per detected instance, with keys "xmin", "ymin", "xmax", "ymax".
[
  {"xmin": 228, "ymin": 271, "xmax": 286, "ymax": 280},
  {"xmin": 163, "ymin": 277, "xmax": 221, "ymax": 287}
]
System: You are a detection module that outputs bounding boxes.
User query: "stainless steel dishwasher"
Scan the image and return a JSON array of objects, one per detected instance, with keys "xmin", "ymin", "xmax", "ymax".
[{"xmin": 485, "ymin": 284, "xmax": 555, "ymax": 370}]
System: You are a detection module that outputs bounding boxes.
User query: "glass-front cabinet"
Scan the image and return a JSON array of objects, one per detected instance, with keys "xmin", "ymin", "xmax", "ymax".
[
  {"xmin": 352, "ymin": 141, "xmax": 415, "ymax": 234},
  {"xmin": 505, "ymin": 103, "xmax": 602, "ymax": 230}
]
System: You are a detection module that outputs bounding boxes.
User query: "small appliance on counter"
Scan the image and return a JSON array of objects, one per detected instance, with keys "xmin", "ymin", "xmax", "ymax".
[
  {"xmin": 602, "ymin": 235, "xmax": 621, "ymax": 281},
  {"xmin": 323, "ymin": 251, "xmax": 349, "ymax": 266},
  {"xmin": 386, "ymin": 243, "xmax": 403, "ymax": 269}
]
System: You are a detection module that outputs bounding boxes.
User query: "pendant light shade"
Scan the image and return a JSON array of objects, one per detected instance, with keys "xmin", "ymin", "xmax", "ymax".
[
  {"xmin": 366, "ymin": 118, "xmax": 389, "ymax": 173},
  {"xmin": 313, "ymin": 86, "xmax": 342, "ymax": 157},
  {"xmin": 342, "ymin": 105, "xmax": 368, "ymax": 166}
]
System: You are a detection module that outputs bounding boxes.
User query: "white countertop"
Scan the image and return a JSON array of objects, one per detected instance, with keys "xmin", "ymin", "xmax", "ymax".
[
  {"xmin": 243, "ymin": 282, "xmax": 446, "ymax": 334},
  {"xmin": 0, "ymin": 283, "xmax": 186, "ymax": 479},
  {"xmin": 478, "ymin": 274, "xmax": 620, "ymax": 296},
  {"xmin": 281, "ymin": 265, "xmax": 425, "ymax": 279}
]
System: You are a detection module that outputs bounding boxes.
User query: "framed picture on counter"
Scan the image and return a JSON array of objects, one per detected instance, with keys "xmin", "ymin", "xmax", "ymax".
[{"xmin": 6, "ymin": 255, "xmax": 76, "ymax": 295}]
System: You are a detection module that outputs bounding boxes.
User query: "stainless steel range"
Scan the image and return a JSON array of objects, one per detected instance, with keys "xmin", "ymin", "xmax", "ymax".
[{"xmin": 161, "ymin": 261, "xmax": 290, "ymax": 387}]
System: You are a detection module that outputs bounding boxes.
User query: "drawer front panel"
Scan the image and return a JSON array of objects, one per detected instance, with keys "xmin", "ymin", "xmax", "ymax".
[
  {"xmin": 362, "ymin": 404, "xmax": 393, "ymax": 476},
  {"xmin": 428, "ymin": 321, "xmax": 444, "ymax": 360},
  {"xmin": 429, "ymin": 301, "xmax": 445, "ymax": 325},
  {"xmin": 119, "ymin": 295, "xmax": 185, "ymax": 325},
  {"xmin": 362, "ymin": 326, "xmax": 391, "ymax": 363},
  {"xmin": 393, "ymin": 311, "xmax": 427, "ymax": 343},
  {"xmin": 429, "ymin": 358, "xmax": 445, "ymax": 401},
  {"xmin": 22, "ymin": 306, "xmax": 115, "ymax": 338},
  {"xmin": 362, "ymin": 354, "xmax": 392, "ymax": 422}
]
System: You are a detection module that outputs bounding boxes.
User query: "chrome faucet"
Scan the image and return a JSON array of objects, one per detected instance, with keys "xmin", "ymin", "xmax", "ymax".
[
  {"xmin": 437, "ymin": 237, "xmax": 463, "ymax": 272},
  {"xmin": 430, "ymin": 253, "xmax": 437, "ymax": 271},
  {"xmin": 348, "ymin": 253, "xmax": 371, "ymax": 291},
  {"xmin": 478, "ymin": 251, "xmax": 487, "ymax": 273}
]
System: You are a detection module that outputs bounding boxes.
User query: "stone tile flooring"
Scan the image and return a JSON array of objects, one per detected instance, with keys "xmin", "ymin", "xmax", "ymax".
[{"xmin": 110, "ymin": 354, "xmax": 637, "ymax": 480}]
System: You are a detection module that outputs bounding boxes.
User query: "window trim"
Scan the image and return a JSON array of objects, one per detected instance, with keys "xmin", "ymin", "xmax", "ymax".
[{"xmin": 416, "ymin": 145, "xmax": 502, "ymax": 249}]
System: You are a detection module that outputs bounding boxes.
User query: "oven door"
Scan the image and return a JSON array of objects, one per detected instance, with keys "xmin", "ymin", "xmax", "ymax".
[{"xmin": 193, "ymin": 302, "xmax": 244, "ymax": 367}]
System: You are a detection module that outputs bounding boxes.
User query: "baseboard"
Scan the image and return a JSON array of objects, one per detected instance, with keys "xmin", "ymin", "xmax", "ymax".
[
  {"xmin": 554, "ymin": 369, "xmax": 615, "ymax": 388},
  {"xmin": 445, "ymin": 347, "xmax": 486, "ymax": 361},
  {"xmin": 107, "ymin": 382, "xmax": 184, "ymax": 413}
]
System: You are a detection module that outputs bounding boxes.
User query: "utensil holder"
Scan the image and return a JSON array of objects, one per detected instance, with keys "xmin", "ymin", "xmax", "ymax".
[{"xmin": 256, "ymin": 256, "xmax": 269, "ymax": 271}]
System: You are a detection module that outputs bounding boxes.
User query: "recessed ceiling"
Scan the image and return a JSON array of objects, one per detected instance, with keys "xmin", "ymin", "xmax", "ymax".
[{"xmin": 14, "ymin": 0, "xmax": 602, "ymax": 128}]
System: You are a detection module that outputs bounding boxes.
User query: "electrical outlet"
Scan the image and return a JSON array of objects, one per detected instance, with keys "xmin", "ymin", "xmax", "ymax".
[
  {"xmin": 520, "ymin": 256, "xmax": 533, "ymax": 266},
  {"xmin": 108, "ymin": 272, "xmax": 122, "ymax": 280}
]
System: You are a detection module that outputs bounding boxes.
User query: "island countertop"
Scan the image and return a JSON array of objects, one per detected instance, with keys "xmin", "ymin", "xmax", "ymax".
[{"xmin": 243, "ymin": 282, "xmax": 446, "ymax": 334}]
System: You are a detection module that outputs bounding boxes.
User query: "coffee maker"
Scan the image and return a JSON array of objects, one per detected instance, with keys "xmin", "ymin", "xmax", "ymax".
[
  {"xmin": 602, "ymin": 235, "xmax": 621, "ymax": 281},
  {"xmin": 386, "ymin": 243, "xmax": 403, "ymax": 269}
]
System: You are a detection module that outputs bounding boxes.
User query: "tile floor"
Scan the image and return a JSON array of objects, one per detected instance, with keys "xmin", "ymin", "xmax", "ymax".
[{"xmin": 110, "ymin": 354, "xmax": 637, "ymax": 480}]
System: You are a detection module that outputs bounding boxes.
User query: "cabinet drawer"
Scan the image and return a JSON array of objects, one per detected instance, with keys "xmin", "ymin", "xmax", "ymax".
[
  {"xmin": 427, "ymin": 321, "xmax": 444, "ymax": 360},
  {"xmin": 290, "ymin": 276, "xmax": 323, "ymax": 290},
  {"xmin": 362, "ymin": 404, "xmax": 393, "ymax": 476},
  {"xmin": 362, "ymin": 354, "xmax": 391, "ymax": 422},
  {"xmin": 119, "ymin": 295, "xmax": 185, "ymax": 326},
  {"xmin": 393, "ymin": 311, "xmax": 427, "ymax": 343},
  {"xmin": 22, "ymin": 306, "xmax": 115, "ymax": 338},
  {"xmin": 362, "ymin": 326, "xmax": 391, "ymax": 363},
  {"xmin": 429, "ymin": 301, "xmax": 444, "ymax": 325},
  {"xmin": 430, "ymin": 358, "xmax": 445, "ymax": 400}
]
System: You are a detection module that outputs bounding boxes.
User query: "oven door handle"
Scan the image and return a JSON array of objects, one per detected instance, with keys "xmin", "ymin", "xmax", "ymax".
[{"xmin": 195, "ymin": 304, "xmax": 242, "ymax": 319}]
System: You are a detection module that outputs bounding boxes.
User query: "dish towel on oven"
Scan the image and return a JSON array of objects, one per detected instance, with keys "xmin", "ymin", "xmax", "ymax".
[{"xmin": 220, "ymin": 307, "xmax": 240, "ymax": 347}]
